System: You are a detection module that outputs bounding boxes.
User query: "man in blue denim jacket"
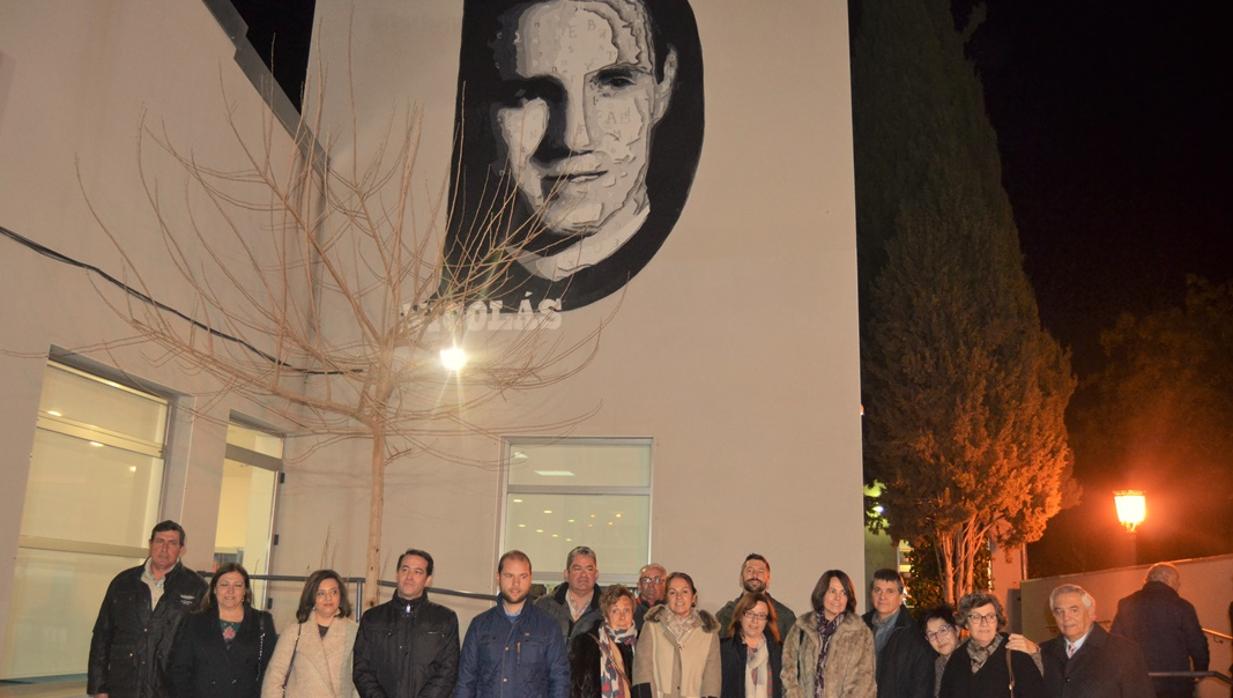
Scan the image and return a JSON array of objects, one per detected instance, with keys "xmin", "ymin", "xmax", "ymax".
[{"xmin": 455, "ymin": 550, "xmax": 568, "ymax": 698}]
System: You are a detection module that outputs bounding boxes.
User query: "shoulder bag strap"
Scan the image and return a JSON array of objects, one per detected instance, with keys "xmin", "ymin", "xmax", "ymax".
[
  {"xmin": 1005, "ymin": 645, "xmax": 1016, "ymax": 697},
  {"xmin": 283, "ymin": 623, "xmax": 302, "ymax": 690}
]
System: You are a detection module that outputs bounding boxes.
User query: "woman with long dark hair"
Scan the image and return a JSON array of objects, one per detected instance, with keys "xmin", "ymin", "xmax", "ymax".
[
  {"xmin": 169, "ymin": 563, "xmax": 277, "ymax": 698},
  {"xmin": 261, "ymin": 569, "xmax": 358, "ymax": 697},
  {"xmin": 780, "ymin": 570, "xmax": 874, "ymax": 698}
]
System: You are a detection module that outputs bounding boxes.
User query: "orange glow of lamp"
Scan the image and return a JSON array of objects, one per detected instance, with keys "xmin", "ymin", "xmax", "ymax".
[{"xmin": 1113, "ymin": 490, "xmax": 1146, "ymax": 533}]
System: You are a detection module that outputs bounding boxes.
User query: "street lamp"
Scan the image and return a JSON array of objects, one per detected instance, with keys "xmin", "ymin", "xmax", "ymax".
[{"xmin": 1113, "ymin": 490, "xmax": 1146, "ymax": 533}]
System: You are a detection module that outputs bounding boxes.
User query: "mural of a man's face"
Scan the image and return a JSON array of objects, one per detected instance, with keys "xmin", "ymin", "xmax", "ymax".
[{"xmin": 493, "ymin": 0, "xmax": 677, "ymax": 241}]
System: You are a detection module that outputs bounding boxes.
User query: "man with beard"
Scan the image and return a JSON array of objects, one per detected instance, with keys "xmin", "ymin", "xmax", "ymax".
[
  {"xmin": 455, "ymin": 551, "xmax": 569, "ymax": 698},
  {"xmin": 715, "ymin": 553, "xmax": 796, "ymax": 643}
]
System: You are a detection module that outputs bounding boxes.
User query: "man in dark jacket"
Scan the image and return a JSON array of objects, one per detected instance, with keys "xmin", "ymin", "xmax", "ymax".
[
  {"xmin": 353, "ymin": 548, "xmax": 460, "ymax": 698},
  {"xmin": 716, "ymin": 554, "xmax": 796, "ymax": 643},
  {"xmin": 456, "ymin": 550, "xmax": 569, "ymax": 698},
  {"xmin": 860, "ymin": 569, "xmax": 933, "ymax": 698},
  {"xmin": 1111, "ymin": 563, "xmax": 1210, "ymax": 698},
  {"xmin": 634, "ymin": 562, "xmax": 667, "ymax": 632},
  {"xmin": 1043, "ymin": 584, "xmax": 1154, "ymax": 698},
  {"xmin": 88, "ymin": 520, "xmax": 207, "ymax": 698},
  {"xmin": 536, "ymin": 545, "xmax": 603, "ymax": 640}
]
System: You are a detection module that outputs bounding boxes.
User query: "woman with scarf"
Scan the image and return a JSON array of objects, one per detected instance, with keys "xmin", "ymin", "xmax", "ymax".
[
  {"xmin": 633, "ymin": 571, "xmax": 722, "ymax": 698},
  {"xmin": 571, "ymin": 584, "xmax": 640, "ymax": 698},
  {"xmin": 780, "ymin": 570, "xmax": 874, "ymax": 698},
  {"xmin": 720, "ymin": 591, "xmax": 783, "ymax": 698},
  {"xmin": 938, "ymin": 592, "xmax": 1043, "ymax": 698}
]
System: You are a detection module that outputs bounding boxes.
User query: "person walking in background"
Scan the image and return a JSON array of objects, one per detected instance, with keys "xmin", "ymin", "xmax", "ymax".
[
  {"xmin": 716, "ymin": 555, "xmax": 797, "ymax": 645},
  {"xmin": 569, "ymin": 584, "xmax": 639, "ymax": 698},
  {"xmin": 261, "ymin": 569, "xmax": 358, "ymax": 697},
  {"xmin": 88, "ymin": 520, "xmax": 207, "ymax": 698},
  {"xmin": 633, "ymin": 571, "xmax": 722, "ymax": 698},
  {"xmin": 168, "ymin": 563, "xmax": 277, "ymax": 698},
  {"xmin": 456, "ymin": 550, "xmax": 569, "ymax": 698},
  {"xmin": 938, "ymin": 592, "xmax": 1042, "ymax": 698},
  {"xmin": 861, "ymin": 569, "xmax": 934, "ymax": 698},
  {"xmin": 720, "ymin": 591, "xmax": 783, "ymax": 698},
  {"xmin": 1041, "ymin": 584, "xmax": 1152, "ymax": 698},
  {"xmin": 921, "ymin": 606, "xmax": 959, "ymax": 698},
  {"xmin": 781, "ymin": 569, "xmax": 875, "ymax": 698},
  {"xmin": 1111, "ymin": 563, "xmax": 1209, "ymax": 698},
  {"xmin": 352, "ymin": 549, "xmax": 459, "ymax": 698}
]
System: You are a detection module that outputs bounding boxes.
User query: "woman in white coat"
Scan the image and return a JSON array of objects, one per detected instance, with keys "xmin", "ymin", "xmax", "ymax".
[{"xmin": 262, "ymin": 569, "xmax": 359, "ymax": 698}]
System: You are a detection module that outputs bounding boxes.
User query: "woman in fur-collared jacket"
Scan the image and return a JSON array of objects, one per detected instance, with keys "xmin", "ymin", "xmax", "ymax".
[
  {"xmin": 780, "ymin": 570, "xmax": 875, "ymax": 698},
  {"xmin": 570, "ymin": 585, "xmax": 638, "ymax": 698},
  {"xmin": 633, "ymin": 572, "xmax": 722, "ymax": 698},
  {"xmin": 261, "ymin": 569, "xmax": 359, "ymax": 698}
]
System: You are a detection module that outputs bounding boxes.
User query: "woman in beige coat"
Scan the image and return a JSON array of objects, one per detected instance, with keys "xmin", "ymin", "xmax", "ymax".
[
  {"xmin": 261, "ymin": 569, "xmax": 359, "ymax": 698},
  {"xmin": 633, "ymin": 571, "xmax": 722, "ymax": 698},
  {"xmin": 781, "ymin": 570, "xmax": 875, "ymax": 698}
]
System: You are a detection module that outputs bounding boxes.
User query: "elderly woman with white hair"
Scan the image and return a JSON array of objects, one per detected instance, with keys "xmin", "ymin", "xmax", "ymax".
[{"xmin": 938, "ymin": 592, "xmax": 1044, "ymax": 698}]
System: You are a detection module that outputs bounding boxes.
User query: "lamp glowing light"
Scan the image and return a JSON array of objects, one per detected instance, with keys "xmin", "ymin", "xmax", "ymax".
[
  {"xmin": 1113, "ymin": 490, "xmax": 1146, "ymax": 533},
  {"xmin": 439, "ymin": 346, "xmax": 468, "ymax": 372}
]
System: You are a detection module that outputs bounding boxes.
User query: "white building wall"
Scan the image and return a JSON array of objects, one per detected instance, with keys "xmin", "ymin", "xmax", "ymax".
[{"xmin": 0, "ymin": 0, "xmax": 865, "ymax": 671}]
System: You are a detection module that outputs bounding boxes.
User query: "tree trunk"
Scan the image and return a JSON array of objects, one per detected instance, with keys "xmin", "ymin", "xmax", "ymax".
[
  {"xmin": 938, "ymin": 530, "xmax": 957, "ymax": 605},
  {"xmin": 364, "ymin": 427, "xmax": 385, "ymax": 609}
]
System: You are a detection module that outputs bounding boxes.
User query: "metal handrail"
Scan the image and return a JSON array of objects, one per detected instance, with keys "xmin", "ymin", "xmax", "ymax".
[
  {"xmin": 1148, "ymin": 671, "xmax": 1232, "ymax": 686},
  {"xmin": 197, "ymin": 571, "xmax": 499, "ymax": 606},
  {"xmin": 1202, "ymin": 627, "xmax": 1232, "ymax": 642}
]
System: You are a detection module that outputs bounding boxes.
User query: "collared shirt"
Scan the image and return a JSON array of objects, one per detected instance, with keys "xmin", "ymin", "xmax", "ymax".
[
  {"xmin": 141, "ymin": 558, "xmax": 167, "ymax": 610},
  {"xmin": 566, "ymin": 589, "xmax": 594, "ymax": 622},
  {"xmin": 872, "ymin": 607, "xmax": 900, "ymax": 655},
  {"xmin": 1066, "ymin": 627, "xmax": 1093, "ymax": 657}
]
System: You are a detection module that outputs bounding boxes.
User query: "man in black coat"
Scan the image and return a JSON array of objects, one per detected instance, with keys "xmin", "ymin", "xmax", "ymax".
[
  {"xmin": 353, "ymin": 548, "xmax": 460, "ymax": 698},
  {"xmin": 536, "ymin": 545, "xmax": 604, "ymax": 640},
  {"xmin": 1111, "ymin": 564, "xmax": 1210, "ymax": 698},
  {"xmin": 861, "ymin": 569, "xmax": 934, "ymax": 698},
  {"xmin": 88, "ymin": 520, "xmax": 207, "ymax": 698},
  {"xmin": 1042, "ymin": 584, "xmax": 1154, "ymax": 698}
]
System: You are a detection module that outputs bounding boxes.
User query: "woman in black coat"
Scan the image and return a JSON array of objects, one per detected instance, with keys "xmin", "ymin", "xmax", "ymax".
[
  {"xmin": 570, "ymin": 585, "xmax": 638, "ymax": 698},
  {"xmin": 720, "ymin": 592, "xmax": 782, "ymax": 698},
  {"xmin": 939, "ymin": 593, "xmax": 1042, "ymax": 698},
  {"xmin": 169, "ymin": 563, "xmax": 277, "ymax": 698}
]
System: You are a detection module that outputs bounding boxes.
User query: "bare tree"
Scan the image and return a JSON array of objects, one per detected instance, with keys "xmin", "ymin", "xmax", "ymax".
[{"xmin": 79, "ymin": 78, "xmax": 605, "ymax": 608}]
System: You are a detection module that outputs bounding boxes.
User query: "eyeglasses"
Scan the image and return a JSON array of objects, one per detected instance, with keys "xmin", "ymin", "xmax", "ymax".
[
  {"xmin": 925, "ymin": 624, "xmax": 954, "ymax": 640},
  {"xmin": 967, "ymin": 612, "xmax": 998, "ymax": 626},
  {"xmin": 639, "ymin": 576, "xmax": 664, "ymax": 584},
  {"xmin": 743, "ymin": 611, "xmax": 769, "ymax": 622}
]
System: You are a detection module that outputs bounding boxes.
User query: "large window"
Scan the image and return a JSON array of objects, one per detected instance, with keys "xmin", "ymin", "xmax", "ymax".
[
  {"xmin": 2, "ymin": 362, "xmax": 169, "ymax": 680},
  {"xmin": 502, "ymin": 438, "xmax": 652, "ymax": 584}
]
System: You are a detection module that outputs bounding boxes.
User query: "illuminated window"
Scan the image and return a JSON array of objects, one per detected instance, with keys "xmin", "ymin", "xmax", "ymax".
[{"xmin": 503, "ymin": 438, "xmax": 652, "ymax": 584}]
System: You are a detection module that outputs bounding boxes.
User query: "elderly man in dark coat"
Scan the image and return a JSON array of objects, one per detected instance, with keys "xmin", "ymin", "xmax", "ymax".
[
  {"xmin": 1111, "ymin": 563, "xmax": 1210, "ymax": 698},
  {"xmin": 1042, "ymin": 584, "xmax": 1154, "ymax": 698}
]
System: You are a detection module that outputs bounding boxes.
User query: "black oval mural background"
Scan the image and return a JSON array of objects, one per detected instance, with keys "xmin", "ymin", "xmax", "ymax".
[{"xmin": 444, "ymin": 0, "xmax": 705, "ymax": 311}]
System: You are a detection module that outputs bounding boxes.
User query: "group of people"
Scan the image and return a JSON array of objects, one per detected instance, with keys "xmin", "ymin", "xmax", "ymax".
[{"xmin": 88, "ymin": 521, "xmax": 1211, "ymax": 698}]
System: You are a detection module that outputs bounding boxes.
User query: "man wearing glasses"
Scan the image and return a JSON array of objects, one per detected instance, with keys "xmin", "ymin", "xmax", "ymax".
[{"xmin": 634, "ymin": 562, "xmax": 667, "ymax": 631}]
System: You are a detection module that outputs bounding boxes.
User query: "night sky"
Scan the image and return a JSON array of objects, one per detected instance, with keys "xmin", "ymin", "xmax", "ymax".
[
  {"xmin": 962, "ymin": 0, "xmax": 1233, "ymax": 375},
  {"xmin": 958, "ymin": 1, "xmax": 1233, "ymax": 572}
]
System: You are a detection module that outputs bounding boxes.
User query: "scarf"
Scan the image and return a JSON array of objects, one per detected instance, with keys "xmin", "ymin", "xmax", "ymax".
[
  {"xmin": 745, "ymin": 636, "xmax": 770, "ymax": 698},
  {"xmin": 663, "ymin": 608, "xmax": 702, "ymax": 643},
  {"xmin": 814, "ymin": 612, "xmax": 844, "ymax": 698},
  {"xmin": 598, "ymin": 624, "xmax": 637, "ymax": 698},
  {"xmin": 965, "ymin": 633, "xmax": 1004, "ymax": 674}
]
